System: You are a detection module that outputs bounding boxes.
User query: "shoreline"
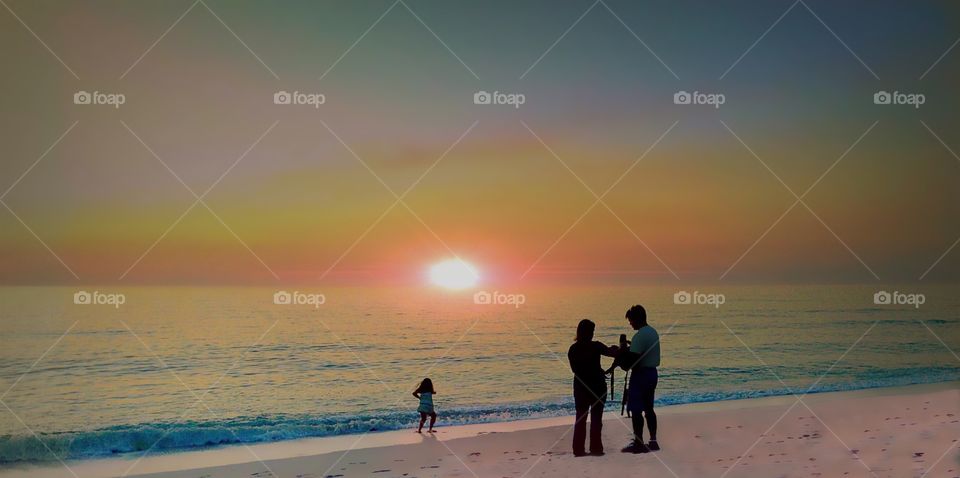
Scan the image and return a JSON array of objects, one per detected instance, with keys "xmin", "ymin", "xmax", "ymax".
[{"xmin": 3, "ymin": 381, "xmax": 957, "ymax": 478}]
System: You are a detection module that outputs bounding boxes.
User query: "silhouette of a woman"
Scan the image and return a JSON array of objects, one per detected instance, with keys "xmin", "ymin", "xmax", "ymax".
[{"xmin": 567, "ymin": 319, "xmax": 618, "ymax": 456}]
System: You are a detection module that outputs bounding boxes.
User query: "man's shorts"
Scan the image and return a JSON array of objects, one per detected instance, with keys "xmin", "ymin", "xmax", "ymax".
[{"xmin": 627, "ymin": 367, "xmax": 658, "ymax": 413}]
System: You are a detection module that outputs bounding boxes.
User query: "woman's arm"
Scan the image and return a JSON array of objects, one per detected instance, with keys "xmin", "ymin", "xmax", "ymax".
[
  {"xmin": 597, "ymin": 341, "xmax": 619, "ymax": 357},
  {"xmin": 413, "ymin": 391, "xmax": 420, "ymax": 399}
]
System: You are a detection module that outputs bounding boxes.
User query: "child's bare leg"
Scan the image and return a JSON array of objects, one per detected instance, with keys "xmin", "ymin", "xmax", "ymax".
[
  {"xmin": 428, "ymin": 412, "xmax": 437, "ymax": 431},
  {"xmin": 418, "ymin": 412, "xmax": 427, "ymax": 432}
]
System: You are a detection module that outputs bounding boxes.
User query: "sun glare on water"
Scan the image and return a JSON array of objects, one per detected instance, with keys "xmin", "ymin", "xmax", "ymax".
[{"xmin": 429, "ymin": 259, "xmax": 479, "ymax": 290}]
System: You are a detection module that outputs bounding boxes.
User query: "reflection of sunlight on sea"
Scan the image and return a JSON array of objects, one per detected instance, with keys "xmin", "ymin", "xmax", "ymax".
[{"xmin": 0, "ymin": 285, "xmax": 957, "ymax": 462}]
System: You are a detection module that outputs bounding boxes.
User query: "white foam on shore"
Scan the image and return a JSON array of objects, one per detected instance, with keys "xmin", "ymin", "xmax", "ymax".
[{"xmin": 2, "ymin": 381, "xmax": 955, "ymax": 478}]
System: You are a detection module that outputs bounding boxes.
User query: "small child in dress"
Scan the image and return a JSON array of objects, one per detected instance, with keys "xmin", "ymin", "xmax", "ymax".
[{"xmin": 413, "ymin": 378, "xmax": 437, "ymax": 433}]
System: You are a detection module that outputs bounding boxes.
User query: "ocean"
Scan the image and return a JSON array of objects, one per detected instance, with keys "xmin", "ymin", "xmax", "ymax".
[{"xmin": 0, "ymin": 284, "xmax": 957, "ymax": 464}]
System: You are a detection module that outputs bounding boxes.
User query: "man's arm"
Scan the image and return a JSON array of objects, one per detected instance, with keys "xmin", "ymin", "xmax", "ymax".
[
  {"xmin": 616, "ymin": 350, "xmax": 638, "ymax": 371},
  {"xmin": 616, "ymin": 345, "xmax": 648, "ymax": 371}
]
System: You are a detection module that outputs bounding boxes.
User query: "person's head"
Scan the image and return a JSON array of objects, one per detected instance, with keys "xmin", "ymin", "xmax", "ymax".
[
  {"xmin": 625, "ymin": 304, "xmax": 647, "ymax": 330},
  {"xmin": 417, "ymin": 378, "xmax": 435, "ymax": 394},
  {"xmin": 575, "ymin": 319, "xmax": 596, "ymax": 342}
]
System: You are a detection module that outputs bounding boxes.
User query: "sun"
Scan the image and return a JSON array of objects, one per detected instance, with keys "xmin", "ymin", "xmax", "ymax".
[{"xmin": 429, "ymin": 259, "xmax": 479, "ymax": 290}]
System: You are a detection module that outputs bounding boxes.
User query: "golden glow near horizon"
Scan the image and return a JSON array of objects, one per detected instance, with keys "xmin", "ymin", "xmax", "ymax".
[
  {"xmin": 0, "ymin": 2, "xmax": 957, "ymax": 286},
  {"xmin": 429, "ymin": 259, "xmax": 480, "ymax": 290}
]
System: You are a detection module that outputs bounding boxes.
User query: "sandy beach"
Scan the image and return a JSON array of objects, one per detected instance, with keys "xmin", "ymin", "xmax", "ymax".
[{"xmin": 4, "ymin": 382, "xmax": 956, "ymax": 478}]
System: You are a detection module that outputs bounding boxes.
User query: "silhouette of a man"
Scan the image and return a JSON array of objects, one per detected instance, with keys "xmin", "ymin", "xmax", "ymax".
[{"xmin": 617, "ymin": 304, "xmax": 660, "ymax": 453}]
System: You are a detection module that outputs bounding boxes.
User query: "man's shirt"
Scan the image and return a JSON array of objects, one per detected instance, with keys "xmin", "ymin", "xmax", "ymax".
[{"xmin": 629, "ymin": 325, "xmax": 660, "ymax": 368}]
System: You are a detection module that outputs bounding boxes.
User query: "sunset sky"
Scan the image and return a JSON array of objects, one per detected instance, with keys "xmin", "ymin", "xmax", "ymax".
[{"xmin": 1, "ymin": 0, "xmax": 958, "ymax": 285}]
